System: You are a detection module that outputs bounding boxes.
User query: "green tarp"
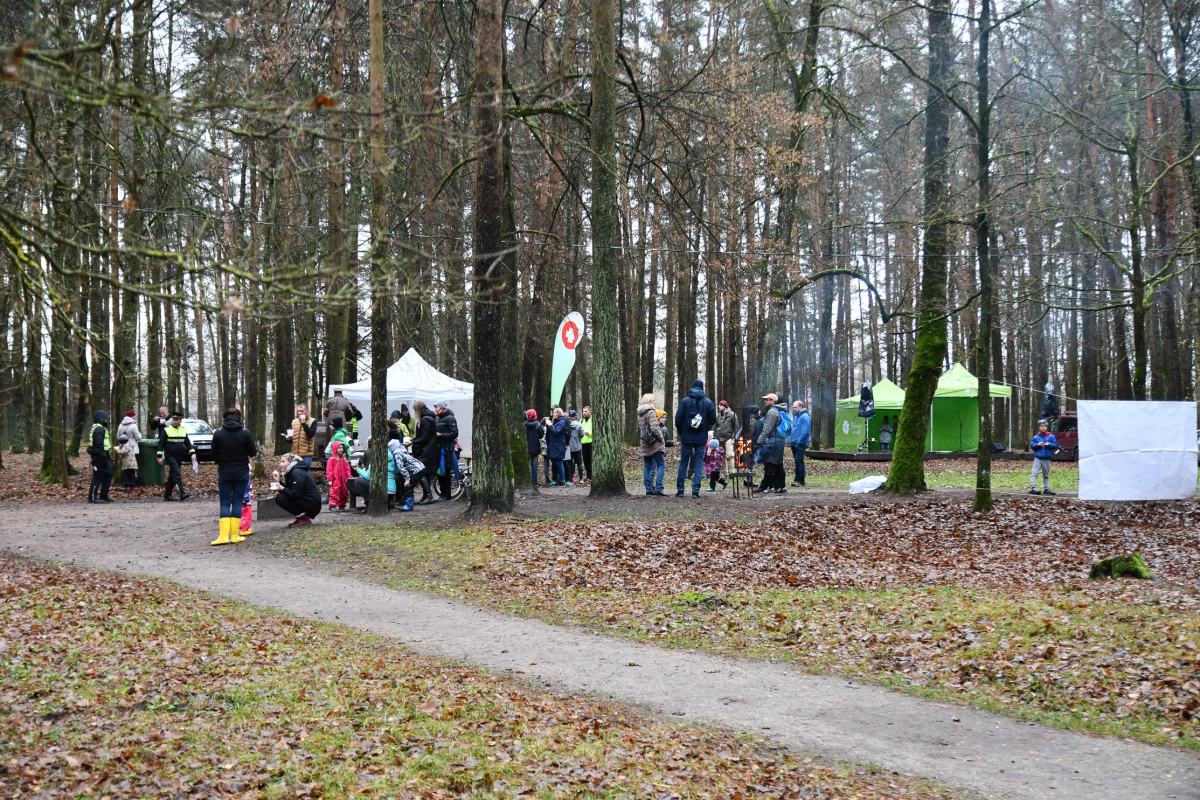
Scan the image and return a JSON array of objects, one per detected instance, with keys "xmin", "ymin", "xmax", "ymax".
[{"xmin": 832, "ymin": 366, "xmax": 1012, "ymax": 453}]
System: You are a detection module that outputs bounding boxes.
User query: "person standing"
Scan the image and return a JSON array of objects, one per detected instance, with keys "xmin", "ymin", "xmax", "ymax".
[
  {"xmin": 1029, "ymin": 420, "xmax": 1058, "ymax": 495},
  {"xmin": 115, "ymin": 434, "xmax": 138, "ymax": 492},
  {"xmin": 757, "ymin": 393, "xmax": 786, "ymax": 494},
  {"xmin": 326, "ymin": 441, "xmax": 352, "ymax": 511},
  {"xmin": 117, "ymin": 410, "xmax": 141, "ymax": 452},
  {"xmin": 411, "ymin": 401, "xmax": 439, "ymax": 503},
  {"xmin": 714, "ymin": 400, "xmax": 739, "ymax": 477},
  {"xmin": 273, "ymin": 454, "xmax": 322, "ymax": 526},
  {"xmin": 288, "ymin": 404, "xmax": 317, "ymax": 469},
  {"xmin": 397, "ymin": 405, "xmax": 416, "ymax": 439},
  {"xmin": 790, "ymin": 400, "xmax": 811, "ymax": 487},
  {"xmin": 674, "ymin": 379, "xmax": 717, "ymax": 498},
  {"xmin": 210, "ymin": 407, "xmax": 257, "ymax": 545},
  {"xmin": 87, "ymin": 410, "xmax": 113, "ymax": 504},
  {"xmin": 157, "ymin": 411, "xmax": 197, "ymax": 501},
  {"xmin": 524, "ymin": 409, "xmax": 543, "ymax": 487},
  {"xmin": 579, "ymin": 406, "xmax": 593, "ymax": 482},
  {"xmin": 566, "ymin": 410, "xmax": 584, "ymax": 484},
  {"xmin": 433, "ymin": 401, "xmax": 458, "ymax": 500},
  {"xmin": 879, "ymin": 415, "xmax": 893, "ymax": 453},
  {"xmin": 324, "ymin": 416, "xmax": 351, "ymax": 460},
  {"xmin": 324, "ymin": 387, "xmax": 352, "ymax": 421},
  {"xmin": 637, "ymin": 394, "xmax": 666, "ymax": 495},
  {"xmin": 545, "ymin": 407, "xmax": 569, "ymax": 486},
  {"xmin": 149, "ymin": 406, "xmax": 170, "ymax": 436}
]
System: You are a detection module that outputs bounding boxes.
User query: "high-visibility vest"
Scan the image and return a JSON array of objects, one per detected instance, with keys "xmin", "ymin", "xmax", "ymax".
[
  {"xmin": 580, "ymin": 417, "xmax": 593, "ymax": 444},
  {"xmin": 91, "ymin": 423, "xmax": 111, "ymax": 452}
]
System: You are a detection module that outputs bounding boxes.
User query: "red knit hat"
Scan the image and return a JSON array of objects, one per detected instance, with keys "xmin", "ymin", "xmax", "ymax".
[
  {"xmin": 525, "ymin": 409, "xmax": 537, "ymax": 420},
  {"xmin": 125, "ymin": 410, "xmax": 135, "ymax": 417}
]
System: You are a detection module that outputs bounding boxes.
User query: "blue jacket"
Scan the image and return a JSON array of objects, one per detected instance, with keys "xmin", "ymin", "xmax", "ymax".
[
  {"xmin": 545, "ymin": 416, "xmax": 569, "ymax": 460},
  {"xmin": 1031, "ymin": 432, "xmax": 1057, "ymax": 459},
  {"xmin": 790, "ymin": 410, "xmax": 811, "ymax": 447},
  {"xmin": 674, "ymin": 380, "xmax": 717, "ymax": 446},
  {"xmin": 359, "ymin": 456, "xmax": 396, "ymax": 495}
]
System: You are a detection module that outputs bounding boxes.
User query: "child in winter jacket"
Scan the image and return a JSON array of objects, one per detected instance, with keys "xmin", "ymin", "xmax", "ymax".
[
  {"xmin": 239, "ymin": 484, "xmax": 255, "ymax": 535},
  {"xmin": 115, "ymin": 434, "xmax": 139, "ymax": 491},
  {"xmin": 1029, "ymin": 420, "xmax": 1058, "ymax": 495},
  {"xmin": 326, "ymin": 440, "xmax": 352, "ymax": 510},
  {"xmin": 704, "ymin": 433, "xmax": 726, "ymax": 492}
]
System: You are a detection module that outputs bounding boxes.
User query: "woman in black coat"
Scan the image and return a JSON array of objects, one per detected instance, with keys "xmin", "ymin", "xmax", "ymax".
[
  {"xmin": 210, "ymin": 407, "xmax": 258, "ymax": 545},
  {"xmin": 274, "ymin": 454, "xmax": 322, "ymax": 527},
  {"xmin": 411, "ymin": 401, "xmax": 439, "ymax": 504}
]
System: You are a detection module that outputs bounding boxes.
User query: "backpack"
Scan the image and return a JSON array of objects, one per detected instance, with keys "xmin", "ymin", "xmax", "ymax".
[
  {"xmin": 777, "ymin": 411, "xmax": 792, "ymax": 438},
  {"xmin": 687, "ymin": 398, "xmax": 704, "ymax": 430},
  {"xmin": 640, "ymin": 413, "xmax": 657, "ymax": 445}
]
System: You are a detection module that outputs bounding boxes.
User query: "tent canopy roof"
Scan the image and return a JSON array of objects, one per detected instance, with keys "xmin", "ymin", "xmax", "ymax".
[
  {"xmin": 934, "ymin": 363, "xmax": 1012, "ymax": 398},
  {"xmin": 332, "ymin": 348, "xmax": 473, "ymax": 402},
  {"xmin": 836, "ymin": 377, "xmax": 906, "ymax": 410}
]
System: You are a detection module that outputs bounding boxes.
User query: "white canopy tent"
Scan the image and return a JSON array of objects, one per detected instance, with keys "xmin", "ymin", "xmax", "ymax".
[{"xmin": 331, "ymin": 348, "xmax": 474, "ymax": 456}]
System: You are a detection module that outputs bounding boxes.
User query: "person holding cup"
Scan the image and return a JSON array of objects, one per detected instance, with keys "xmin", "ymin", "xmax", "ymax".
[{"xmin": 288, "ymin": 403, "xmax": 317, "ymax": 470}]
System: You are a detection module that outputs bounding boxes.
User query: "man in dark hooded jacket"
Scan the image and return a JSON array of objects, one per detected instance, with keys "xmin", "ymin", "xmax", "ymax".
[
  {"xmin": 674, "ymin": 379, "xmax": 717, "ymax": 498},
  {"xmin": 88, "ymin": 410, "xmax": 113, "ymax": 504}
]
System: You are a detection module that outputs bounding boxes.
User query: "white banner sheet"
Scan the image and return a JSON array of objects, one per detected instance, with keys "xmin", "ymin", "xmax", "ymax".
[{"xmin": 1078, "ymin": 400, "xmax": 1197, "ymax": 501}]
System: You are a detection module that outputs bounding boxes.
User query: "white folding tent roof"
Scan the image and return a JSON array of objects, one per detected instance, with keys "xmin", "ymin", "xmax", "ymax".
[{"xmin": 331, "ymin": 348, "xmax": 474, "ymax": 456}]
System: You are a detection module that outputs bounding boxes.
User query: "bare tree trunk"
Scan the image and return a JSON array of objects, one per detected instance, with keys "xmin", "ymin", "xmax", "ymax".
[{"xmin": 366, "ymin": 0, "xmax": 390, "ymax": 515}]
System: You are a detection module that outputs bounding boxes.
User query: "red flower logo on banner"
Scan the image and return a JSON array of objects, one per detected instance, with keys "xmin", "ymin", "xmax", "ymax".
[{"xmin": 561, "ymin": 320, "xmax": 580, "ymax": 350}]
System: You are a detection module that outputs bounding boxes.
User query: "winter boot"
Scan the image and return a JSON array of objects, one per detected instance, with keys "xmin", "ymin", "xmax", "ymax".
[
  {"xmin": 227, "ymin": 519, "xmax": 245, "ymax": 543},
  {"xmin": 401, "ymin": 496, "xmax": 414, "ymax": 512},
  {"xmin": 211, "ymin": 518, "xmax": 232, "ymax": 546}
]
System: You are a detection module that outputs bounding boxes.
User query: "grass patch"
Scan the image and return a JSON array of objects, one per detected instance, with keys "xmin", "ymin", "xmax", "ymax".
[{"xmin": 0, "ymin": 559, "xmax": 959, "ymax": 799}]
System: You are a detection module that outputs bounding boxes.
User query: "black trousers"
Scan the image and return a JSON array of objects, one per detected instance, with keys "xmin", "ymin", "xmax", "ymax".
[
  {"xmin": 437, "ymin": 451, "xmax": 453, "ymax": 498},
  {"xmin": 164, "ymin": 456, "xmax": 185, "ymax": 498},
  {"xmin": 275, "ymin": 493, "xmax": 320, "ymax": 518},
  {"xmin": 89, "ymin": 455, "xmax": 112, "ymax": 501},
  {"xmin": 569, "ymin": 450, "xmax": 583, "ymax": 481},
  {"xmin": 581, "ymin": 442, "xmax": 592, "ymax": 480},
  {"xmin": 349, "ymin": 476, "xmax": 396, "ymax": 510},
  {"xmin": 120, "ymin": 468, "xmax": 136, "ymax": 488}
]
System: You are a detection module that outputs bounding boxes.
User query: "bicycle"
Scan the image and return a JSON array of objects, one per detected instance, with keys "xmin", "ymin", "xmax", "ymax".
[{"xmin": 449, "ymin": 456, "xmax": 471, "ymax": 500}]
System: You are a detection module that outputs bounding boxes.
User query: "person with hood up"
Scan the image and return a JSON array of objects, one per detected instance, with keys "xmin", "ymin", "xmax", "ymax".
[
  {"xmin": 326, "ymin": 440, "xmax": 352, "ymax": 511},
  {"xmin": 274, "ymin": 453, "xmax": 322, "ymax": 526},
  {"xmin": 411, "ymin": 401, "xmax": 439, "ymax": 504},
  {"xmin": 524, "ymin": 409, "xmax": 544, "ymax": 487},
  {"xmin": 87, "ymin": 410, "xmax": 113, "ymax": 504},
  {"xmin": 433, "ymin": 401, "xmax": 459, "ymax": 500},
  {"xmin": 115, "ymin": 434, "xmax": 138, "ymax": 491},
  {"xmin": 544, "ymin": 407, "xmax": 569, "ymax": 486},
  {"xmin": 209, "ymin": 407, "xmax": 258, "ymax": 545},
  {"xmin": 324, "ymin": 415, "xmax": 351, "ymax": 460},
  {"xmin": 757, "ymin": 393, "xmax": 786, "ymax": 493},
  {"xmin": 637, "ymin": 395, "xmax": 666, "ymax": 495},
  {"xmin": 674, "ymin": 379, "xmax": 717, "ymax": 498},
  {"xmin": 789, "ymin": 400, "xmax": 811, "ymax": 487}
]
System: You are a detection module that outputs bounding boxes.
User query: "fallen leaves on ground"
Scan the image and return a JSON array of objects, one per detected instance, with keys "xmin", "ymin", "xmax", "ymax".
[
  {"xmin": 0, "ymin": 452, "xmax": 272, "ymax": 503},
  {"xmin": 0, "ymin": 559, "xmax": 957, "ymax": 799},
  {"xmin": 492, "ymin": 497, "xmax": 1200, "ymax": 594}
]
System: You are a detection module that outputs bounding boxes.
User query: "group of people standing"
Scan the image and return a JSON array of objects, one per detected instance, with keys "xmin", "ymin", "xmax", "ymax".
[
  {"xmin": 525, "ymin": 406, "xmax": 592, "ymax": 487},
  {"xmin": 635, "ymin": 380, "xmax": 813, "ymax": 497},
  {"xmin": 87, "ymin": 406, "xmax": 201, "ymax": 504}
]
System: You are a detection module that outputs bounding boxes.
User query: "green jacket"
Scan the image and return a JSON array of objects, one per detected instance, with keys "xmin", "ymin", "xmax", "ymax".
[
  {"xmin": 325, "ymin": 427, "xmax": 351, "ymax": 459},
  {"xmin": 580, "ymin": 417, "xmax": 593, "ymax": 445}
]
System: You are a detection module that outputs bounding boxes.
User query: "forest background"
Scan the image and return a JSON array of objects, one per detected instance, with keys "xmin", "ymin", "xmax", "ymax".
[{"xmin": 3, "ymin": 0, "xmax": 1199, "ymax": 503}]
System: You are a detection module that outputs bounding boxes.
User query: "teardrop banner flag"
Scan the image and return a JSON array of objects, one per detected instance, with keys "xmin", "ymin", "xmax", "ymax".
[{"xmin": 550, "ymin": 311, "xmax": 586, "ymax": 407}]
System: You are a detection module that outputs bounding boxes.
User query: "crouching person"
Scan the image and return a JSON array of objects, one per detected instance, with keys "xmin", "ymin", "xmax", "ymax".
[
  {"xmin": 389, "ymin": 437, "xmax": 426, "ymax": 512},
  {"xmin": 274, "ymin": 454, "xmax": 322, "ymax": 527}
]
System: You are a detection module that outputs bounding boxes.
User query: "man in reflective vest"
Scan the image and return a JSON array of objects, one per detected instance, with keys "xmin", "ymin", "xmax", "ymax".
[
  {"xmin": 580, "ymin": 406, "xmax": 593, "ymax": 482},
  {"xmin": 88, "ymin": 410, "xmax": 113, "ymax": 504},
  {"xmin": 157, "ymin": 410, "xmax": 197, "ymax": 501}
]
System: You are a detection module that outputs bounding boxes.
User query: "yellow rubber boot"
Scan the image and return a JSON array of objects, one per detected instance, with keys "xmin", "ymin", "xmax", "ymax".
[
  {"xmin": 211, "ymin": 517, "xmax": 232, "ymax": 546},
  {"xmin": 228, "ymin": 519, "xmax": 245, "ymax": 543},
  {"xmin": 238, "ymin": 514, "xmax": 253, "ymax": 537}
]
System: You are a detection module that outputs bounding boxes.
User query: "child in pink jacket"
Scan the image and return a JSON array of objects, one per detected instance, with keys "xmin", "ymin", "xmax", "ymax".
[{"xmin": 326, "ymin": 440, "xmax": 352, "ymax": 511}]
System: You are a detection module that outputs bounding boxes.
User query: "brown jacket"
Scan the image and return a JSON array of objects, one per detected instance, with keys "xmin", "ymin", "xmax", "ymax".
[
  {"xmin": 290, "ymin": 417, "xmax": 316, "ymax": 458},
  {"xmin": 637, "ymin": 403, "xmax": 665, "ymax": 457}
]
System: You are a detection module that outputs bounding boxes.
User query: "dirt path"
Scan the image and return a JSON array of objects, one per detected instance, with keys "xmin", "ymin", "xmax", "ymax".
[{"xmin": 2, "ymin": 500, "xmax": 1194, "ymax": 800}]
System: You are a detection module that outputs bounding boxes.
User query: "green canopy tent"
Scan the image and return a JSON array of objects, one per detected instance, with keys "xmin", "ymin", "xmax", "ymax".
[
  {"xmin": 834, "ymin": 378, "xmax": 905, "ymax": 452},
  {"xmin": 928, "ymin": 364, "xmax": 1013, "ymax": 452},
  {"xmin": 831, "ymin": 366, "xmax": 1013, "ymax": 453}
]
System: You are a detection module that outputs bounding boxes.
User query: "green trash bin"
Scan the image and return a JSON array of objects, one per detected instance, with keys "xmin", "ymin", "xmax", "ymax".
[{"xmin": 137, "ymin": 439, "xmax": 165, "ymax": 486}]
